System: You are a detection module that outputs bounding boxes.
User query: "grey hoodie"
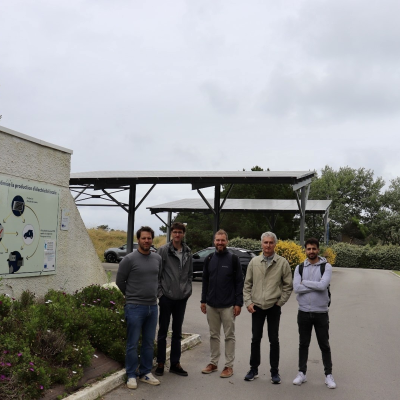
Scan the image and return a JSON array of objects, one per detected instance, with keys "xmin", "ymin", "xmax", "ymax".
[
  {"xmin": 293, "ymin": 256, "xmax": 332, "ymax": 312},
  {"xmin": 157, "ymin": 241, "xmax": 193, "ymax": 300}
]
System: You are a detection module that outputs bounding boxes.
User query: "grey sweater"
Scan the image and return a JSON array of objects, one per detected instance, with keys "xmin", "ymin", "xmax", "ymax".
[
  {"xmin": 293, "ymin": 257, "xmax": 332, "ymax": 312},
  {"xmin": 116, "ymin": 250, "xmax": 162, "ymax": 305}
]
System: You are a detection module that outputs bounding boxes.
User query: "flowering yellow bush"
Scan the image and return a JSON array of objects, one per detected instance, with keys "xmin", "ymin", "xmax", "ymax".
[
  {"xmin": 322, "ymin": 247, "xmax": 336, "ymax": 266},
  {"xmin": 275, "ymin": 240, "xmax": 306, "ymax": 272}
]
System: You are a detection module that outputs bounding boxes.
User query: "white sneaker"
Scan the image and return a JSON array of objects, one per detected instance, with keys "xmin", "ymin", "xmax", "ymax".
[
  {"xmin": 293, "ymin": 371, "xmax": 307, "ymax": 385},
  {"xmin": 139, "ymin": 372, "xmax": 160, "ymax": 386},
  {"xmin": 325, "ymin": 374, "xmax": 336, "ymax": 389},
  {"xmin": 126, "ymin": 377, "xmax": 137, "ymax": 389}
]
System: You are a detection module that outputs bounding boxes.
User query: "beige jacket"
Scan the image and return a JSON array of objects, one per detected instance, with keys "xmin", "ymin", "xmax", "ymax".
[{"xmin": 243, "ymin": 253, "xmax": 293, "ymax": 309}]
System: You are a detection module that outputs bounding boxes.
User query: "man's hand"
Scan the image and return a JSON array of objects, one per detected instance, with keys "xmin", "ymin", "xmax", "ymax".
[
  {"xmin": 200, "ymin": 303, "xmax": 207, "ymax": 314},
  {"xmin": 233, "ymin": 306, "xmax": 241, "ymax": 317},
  {"xmin": 247, "ymin": 303, "xmax": 256, "ymax": 313}
]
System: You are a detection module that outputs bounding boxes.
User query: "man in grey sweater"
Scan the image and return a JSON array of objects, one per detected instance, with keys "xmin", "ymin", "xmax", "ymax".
[
  {"xmin": 293, "ymin": 237, "xmax": 336, "ymax": 389},
  {"xmin": 116, "ymin": 226, "xmax": 162, "ymax": 390}
]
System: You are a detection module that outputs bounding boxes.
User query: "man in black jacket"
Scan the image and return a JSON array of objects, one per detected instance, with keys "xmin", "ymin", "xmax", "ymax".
[
  {"xmin": 200, "ymin": 229, "xmax": 244, "ymax": 378},
  {"xmin": 156, "ymin": 222, "xmax": 193, "ymax": 377}
]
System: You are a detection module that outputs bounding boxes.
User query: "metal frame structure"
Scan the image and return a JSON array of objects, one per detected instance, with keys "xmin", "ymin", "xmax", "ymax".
[
  {"xmin": 69, "ymin": 170, "xmax": 315, "ymax": 251},
  {"xmin": 147, "ymin": 198, "xmax": 331, "ymax": 243}
]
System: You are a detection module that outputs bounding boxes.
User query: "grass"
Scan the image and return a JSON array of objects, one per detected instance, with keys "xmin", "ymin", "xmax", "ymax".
[
  {"xmin": 392, "ymin": 270, "xmax": 400, "ymax": 276},
  {"xmin": 87, "ymin": 228, "xmax": 167, "ymax": 261}
]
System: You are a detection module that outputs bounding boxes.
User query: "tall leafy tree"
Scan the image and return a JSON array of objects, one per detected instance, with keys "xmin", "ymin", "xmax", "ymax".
[
  {"xmin": 307, "ymin": 166, "xmax": 384, "ymax": 241},
  {"xmin": 370, "ymin": 178, "xmax": 400, "ymax": 244}
]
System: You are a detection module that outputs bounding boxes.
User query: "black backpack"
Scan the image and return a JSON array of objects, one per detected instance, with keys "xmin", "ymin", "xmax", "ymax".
[{"xmin": 298, "ymin": 262, "xmax": 331, "ymax": 307}]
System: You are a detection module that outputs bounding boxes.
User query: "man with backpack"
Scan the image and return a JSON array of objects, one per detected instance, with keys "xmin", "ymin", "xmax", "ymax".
[
  {"xmin": 293, "ymin": 237, "xmax": 336, "ymax": 389},
  {"xmin": 200, "ymin": 229, "xmax": 244, "ymax": 378}
]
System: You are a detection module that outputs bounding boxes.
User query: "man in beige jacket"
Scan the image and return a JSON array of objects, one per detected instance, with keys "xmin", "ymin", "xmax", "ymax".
[{"xmin": 243, "ymin": 232, "xmax": 293, "ymax": 384}]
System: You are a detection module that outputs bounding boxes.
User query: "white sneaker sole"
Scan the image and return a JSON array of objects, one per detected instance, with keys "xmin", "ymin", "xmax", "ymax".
[
  {"xmin": 127, "ymin": 383, "xmax": 137, "ymax": 389},
  {"xmin": 139, "ymin": 378, "xmax": 160, "ymax": 386}
]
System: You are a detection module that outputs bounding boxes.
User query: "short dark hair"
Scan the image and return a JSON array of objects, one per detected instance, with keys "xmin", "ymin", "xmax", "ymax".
[
  {"xmin": 136, "ymin": 226, "xmax": 155, "ymax": 239},
  {"xmin": 171, "ymin": 222, "xmax": 186, "ymax": 233},
  {"xmin": 305, "ymin": 237, "xmax": 319, "ymax": 248},
  {"xmin": 215, "ymin": 229, "xmax": 228, "ymax": 240}
]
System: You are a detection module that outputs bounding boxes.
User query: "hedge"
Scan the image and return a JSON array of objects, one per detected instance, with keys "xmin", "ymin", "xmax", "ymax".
[{"xmin": 331, "ymin": 242, "xmax": 400, "ymax": 270}]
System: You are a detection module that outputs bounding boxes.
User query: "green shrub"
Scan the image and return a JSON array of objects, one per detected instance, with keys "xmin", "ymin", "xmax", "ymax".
[
  {"xmin": 331, "ymin": 242, "xmax": 400, "ymax": 269},
  {"xmin": 229, "ymin": 237, "xmax": 261, "ymax": 251},
  {"xmin": 0, "ymin": 285, "xmax": 135, "ymax": 399},
  {"xmin": 0, "ymin": 294, "xmax": 12, "ymax": 319},
  {"xmin": 75, "ymin": 284, "xmax": 125, "ymax": 309}
]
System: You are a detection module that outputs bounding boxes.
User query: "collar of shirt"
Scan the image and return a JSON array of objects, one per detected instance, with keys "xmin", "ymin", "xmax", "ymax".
[{"xmin": 263, "ymin": 253, "xmax": 275, "ymax": 265}]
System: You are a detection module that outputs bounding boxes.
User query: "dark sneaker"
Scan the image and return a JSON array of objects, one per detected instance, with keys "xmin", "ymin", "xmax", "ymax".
[
  {"xmin": 170, "ymin": 363, "xmax": 188, "ymax": 376},
  {"xmin": 244, "ymin": 369, "xmax": 259, "ymax": 381},
  {"xmin": 155, "ymin": 363, "xmax": 164, "ymax": 376},
  {"xmin": 271, "ymin": 373, "xmax": 281, "ymax": 384}
]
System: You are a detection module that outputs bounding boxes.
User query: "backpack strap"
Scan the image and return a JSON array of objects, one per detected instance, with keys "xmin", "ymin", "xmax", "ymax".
[
  {"xmin": 298, "ymin": 262, "xmax": 304, "ymax": 278},
  {"xmin": 319, "ymin": 262, "xmax": 331, "ymax": 307}
]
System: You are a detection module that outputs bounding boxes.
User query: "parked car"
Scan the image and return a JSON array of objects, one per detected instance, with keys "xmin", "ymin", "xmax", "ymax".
[
  {"xmin": 192, "ymin": 247, "xmax": 258, "ymax": 279},
  {"xmin": 104, "ymin": 243, "xmax": 157, "ymax": 263}
]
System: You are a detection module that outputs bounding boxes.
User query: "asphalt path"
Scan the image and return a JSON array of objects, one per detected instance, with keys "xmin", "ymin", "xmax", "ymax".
[{"xmin": 102, "ymin": 266, "xmax": 400, "ymax": 400}]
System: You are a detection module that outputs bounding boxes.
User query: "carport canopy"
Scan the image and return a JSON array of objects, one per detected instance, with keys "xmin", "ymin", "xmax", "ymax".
[
  {"xmin": 69, "ymin": 170, "xmax": 316, "ymax": 251},
  {"xmin": 147, "ymin": 198, "xmax": 332, "ymax": 243}
]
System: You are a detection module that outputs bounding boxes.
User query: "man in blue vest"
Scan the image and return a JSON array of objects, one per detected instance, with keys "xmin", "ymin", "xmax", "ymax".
[{"xmin": 293, "ymin": 237, "xmax": 336, "ymax": 389}]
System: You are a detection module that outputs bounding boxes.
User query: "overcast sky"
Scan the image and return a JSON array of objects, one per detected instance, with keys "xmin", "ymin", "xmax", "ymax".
[{"xmin": 1, "ymin": 0, "xmax": 399, "ymax": 234}]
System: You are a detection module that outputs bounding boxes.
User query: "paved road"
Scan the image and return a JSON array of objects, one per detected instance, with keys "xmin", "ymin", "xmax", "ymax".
[{"xmin": 101, "ymin": 267, "xmax": 400, "ymax": 400}]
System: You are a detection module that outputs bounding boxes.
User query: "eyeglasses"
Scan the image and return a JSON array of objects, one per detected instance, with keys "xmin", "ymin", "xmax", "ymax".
[{"xmin": 172, "ymin": 231, "xmax": 184, "ymax": 235}]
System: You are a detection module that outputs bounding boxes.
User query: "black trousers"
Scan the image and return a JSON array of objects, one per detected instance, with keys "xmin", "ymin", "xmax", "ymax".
[
  {"xmin": 297, "ymin": 310, "xmax": 332, "ymax": 375},
  {"xmin": 157, "ymin": 295, "xmax": 188, "ymax": 365},
  {"xmin": 250, "ymin": 304, "xmax": 281, "ymax": 374}
]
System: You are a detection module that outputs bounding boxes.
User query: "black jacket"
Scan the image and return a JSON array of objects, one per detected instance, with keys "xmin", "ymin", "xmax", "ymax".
[{"xmin": 201, "ymin": 249, "xmax": 244, "ymax": 308}]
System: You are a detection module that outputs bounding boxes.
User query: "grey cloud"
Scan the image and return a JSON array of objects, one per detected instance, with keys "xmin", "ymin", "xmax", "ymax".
[
  {"xmin": 200, "ymin": 81, "xmax": 240, "ymax": 114},
  {"xmin": 259, "ymin": 64, "xmax": 400, "ymax": 121}
]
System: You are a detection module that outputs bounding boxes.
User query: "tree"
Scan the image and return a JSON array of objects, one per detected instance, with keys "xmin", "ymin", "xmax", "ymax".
[
  {"xmin": 96, "ymin": 224, "xmax": 110, "ymax": 231},
  {"xmin": 307, "ymin": 166, "xmax": 384, "ymax": 241},
  {"xmin": 369, "ymin": 178, "xmax": 400, "ymax": 244}
]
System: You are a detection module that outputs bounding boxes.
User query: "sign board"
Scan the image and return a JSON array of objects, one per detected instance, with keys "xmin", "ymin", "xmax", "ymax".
[{"xmin": 0, "ymin": 174, "xmax": 59, "ymax": 277}]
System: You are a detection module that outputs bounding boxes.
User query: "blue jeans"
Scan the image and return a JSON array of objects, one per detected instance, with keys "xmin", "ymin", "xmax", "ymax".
[{"xmin": 125, "ymin": 304, "xmax": 158, "ymax": 378}]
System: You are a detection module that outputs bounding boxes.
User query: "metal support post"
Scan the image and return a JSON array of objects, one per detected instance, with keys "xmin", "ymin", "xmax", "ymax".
[
  {"xmin": 166, "ymin": 211, "xmax": 172, "ymax": 243},
  {"xmin": 299, "ymin": 186, "xmax": 307, "ymax": 247},
  {"xmin": 213, "ymin": 185, "xmax": 221, "ymax": 240},
  {"xmin": 127, "ymin": 184, "xmax": 136, "ymax": 254}
]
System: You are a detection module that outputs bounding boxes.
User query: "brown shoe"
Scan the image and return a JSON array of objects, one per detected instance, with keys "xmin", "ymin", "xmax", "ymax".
[
  {"xmin": 220, "ymin": 367, "xmax": 233, "ymax": 378},
  {"xmin": 202, "ymin": 364, "xmax": 218, "ymax": 374}
]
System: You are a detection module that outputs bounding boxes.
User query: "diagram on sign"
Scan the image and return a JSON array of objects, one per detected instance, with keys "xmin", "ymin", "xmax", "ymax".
[
  {"xmin": 0, "ymin": 175, "xmax": 59, "ymax": 278},
  {"xmin": 1, "ymin": 195, "xmax": 43, "ymax": 273}
]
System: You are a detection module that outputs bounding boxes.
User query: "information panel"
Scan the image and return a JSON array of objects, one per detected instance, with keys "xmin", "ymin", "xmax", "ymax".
[{"xmin": 0, "ymin": 174, "xmax": 59, "ymax": 278}]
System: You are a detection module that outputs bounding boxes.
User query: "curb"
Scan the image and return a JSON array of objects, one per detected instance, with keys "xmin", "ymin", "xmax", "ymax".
[
  {"xmin": 64, "ymin": 333, "xmax": 201, "ymax": 400},
  {"xmin": 391, "ymin": 271, "xmax": 400, "ymax": 278}
]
